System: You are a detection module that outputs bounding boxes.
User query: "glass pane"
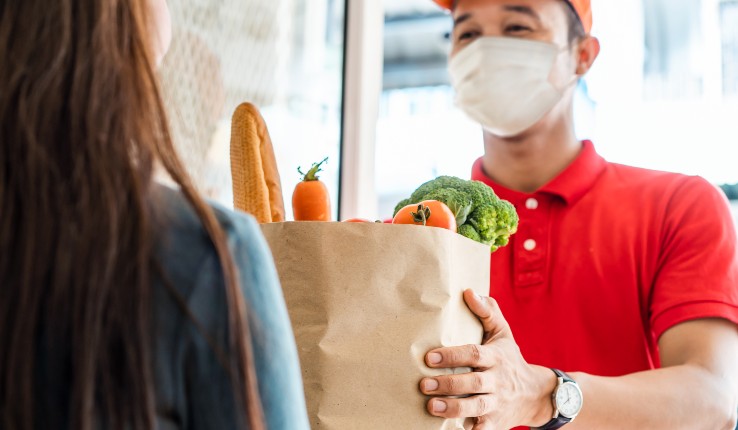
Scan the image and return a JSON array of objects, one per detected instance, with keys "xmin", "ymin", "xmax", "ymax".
[
  {"xmin": 722, "ymin": 0, "xmax": 738, "ymax": 98},
  {"xmin": 643, "ymin": 0, "xmax": 704, "ymax": 99},
  {"xmin": 160, "ymin": 0, "xmax": 346, "ymax": 220},
  {"xmin": 378, "ymin": 3, "xmax": 474, "ymax": 218}
]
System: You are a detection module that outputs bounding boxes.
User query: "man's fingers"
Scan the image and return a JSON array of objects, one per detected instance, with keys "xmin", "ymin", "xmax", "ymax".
[
  {"xmin": 420, "ymin": 372, "xmax": 493, "ymax": 396},
  {"xmin": 426, "ymin": 394, "xmax": 496, "ymax": 419},
  {"xmin": 425, "ymin": 343, "xmax": 496, "ymax": 369},
  {"xmin": 463, "ymin": 289, "xmax": 509, "ymax": 337}
]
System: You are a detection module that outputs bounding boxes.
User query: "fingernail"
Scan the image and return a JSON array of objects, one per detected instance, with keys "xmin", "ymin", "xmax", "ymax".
[
  {"xmin": 423, "ymin": 379, "xmax": 439, "ymax": 391},
  {"xmin": 428, "ymin": 352, "xmax": 442, "ymax": 364},
  {"xmin": 433, "ymin": 400, "xmax": 448, "ymax": 413}
]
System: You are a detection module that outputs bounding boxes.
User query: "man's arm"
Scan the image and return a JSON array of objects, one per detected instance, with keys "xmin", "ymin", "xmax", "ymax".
[
  {"xmin": 568, "ymin": 318, "xmax": 738, "ymax": 430},
  {"xmin": 420, "ymin": 291, "xmax": 738, "ymax": 430}
]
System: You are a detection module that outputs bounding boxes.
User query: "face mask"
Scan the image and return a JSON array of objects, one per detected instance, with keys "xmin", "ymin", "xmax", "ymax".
[{"xmin": 448, "ymin": 37, "xmax": 576, "ymax": 137}]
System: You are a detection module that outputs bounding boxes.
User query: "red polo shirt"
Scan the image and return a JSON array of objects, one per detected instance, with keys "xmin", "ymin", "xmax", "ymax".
[{"xmin": 471, "ymin": 141, "xmax": 738, "ymax": 376}]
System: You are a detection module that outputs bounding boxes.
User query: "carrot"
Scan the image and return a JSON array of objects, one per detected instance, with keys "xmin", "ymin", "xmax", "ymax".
[{"xmin": 292, "ymin": 157, "xmax": 331, "ymax": 221}]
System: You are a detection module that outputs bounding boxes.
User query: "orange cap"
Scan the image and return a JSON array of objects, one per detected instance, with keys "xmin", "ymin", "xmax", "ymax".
[{"xmin": 433, "ymin": 0, "xmax": 593, "ymax": 34}]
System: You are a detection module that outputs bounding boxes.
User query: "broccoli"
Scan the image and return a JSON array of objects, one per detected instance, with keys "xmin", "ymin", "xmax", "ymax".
[
  {"xmin": 394, "ymin": 176, "xmax": 519, "ymax": 253},
  {"xmin": 457, "ymin": 224, "xmax": 482, "ymax": 243},
  {"xmin": 409, "ymin": 176, "xmax": 468, "ymax": 202}
]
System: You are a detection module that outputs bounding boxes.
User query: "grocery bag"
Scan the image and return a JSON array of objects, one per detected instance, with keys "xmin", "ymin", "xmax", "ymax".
[{"xmin": 261, "ymin": 222, "xmax": 490, "ymax": 430}]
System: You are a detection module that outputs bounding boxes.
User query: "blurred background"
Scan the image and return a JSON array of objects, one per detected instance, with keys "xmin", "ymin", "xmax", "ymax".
[{"xmin": 159, "ymin": 0, "xmax": 738, "ymax": 223}]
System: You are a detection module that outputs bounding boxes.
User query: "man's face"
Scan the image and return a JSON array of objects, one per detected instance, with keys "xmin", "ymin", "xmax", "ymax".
[{"xmin": 450, "ymin": 0, "xmax": 580, "ymax": 88}]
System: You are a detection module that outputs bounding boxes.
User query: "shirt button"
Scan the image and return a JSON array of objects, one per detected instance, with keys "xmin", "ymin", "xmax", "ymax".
[
  {"xmin": 525, "ymin": 198, "xmax": 539, "ymax": 210},
  {"xmin": 524, "ymin": 239, "xmax": 537, "ymax": 251}
]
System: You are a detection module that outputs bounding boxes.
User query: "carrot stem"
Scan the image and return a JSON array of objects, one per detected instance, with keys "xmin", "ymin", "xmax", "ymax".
[{"xmin": 298, "ymin": 157, "xmax": 329, "ymax": 182}]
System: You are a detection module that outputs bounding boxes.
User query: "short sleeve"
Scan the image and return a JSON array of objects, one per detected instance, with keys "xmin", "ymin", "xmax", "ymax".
[
  {"xmin": 650, "ymin": 176, "xmax": 738, "ymax": 340},
  {"xmin": 226, "ymin": 213, "xmax": 311, "ymax": 430}
]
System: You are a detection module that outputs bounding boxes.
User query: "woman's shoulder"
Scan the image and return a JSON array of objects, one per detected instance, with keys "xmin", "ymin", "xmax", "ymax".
[
  {"xmin": 151, "ymin": 184, "xmax": 265, "ymax": 277},
  {"xmin": 152, "ymin": 183, "xmax": 260, "ymax": 246},
  {"xmin": 149, "ymin": 183, "xmax": 274, "ymax": 329}
]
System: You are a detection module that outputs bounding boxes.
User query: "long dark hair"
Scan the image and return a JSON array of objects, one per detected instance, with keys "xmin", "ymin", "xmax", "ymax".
[{"xmin": 0, "ymin": 1, "xmax": 264, "ymax": 429}]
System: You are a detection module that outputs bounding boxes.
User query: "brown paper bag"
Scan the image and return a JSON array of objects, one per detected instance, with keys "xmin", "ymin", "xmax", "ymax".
[{"xmin": 261, "ymin": 222, "xmax": 490, "ymax": 430}]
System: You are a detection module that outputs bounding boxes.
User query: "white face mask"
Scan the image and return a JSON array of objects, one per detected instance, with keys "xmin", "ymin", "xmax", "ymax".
[{"xmin": 448, "ymin": 37, "xmax": 575, "ymax": 137}]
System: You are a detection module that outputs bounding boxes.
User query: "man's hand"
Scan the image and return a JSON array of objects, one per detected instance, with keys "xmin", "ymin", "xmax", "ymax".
[
  {"xmin": 419, "ymin": 291, "xmax": 738, "ymax": 429},
  {"xmin": 419, "ymin": 290, "xmax": 556, "ymax": 429}
]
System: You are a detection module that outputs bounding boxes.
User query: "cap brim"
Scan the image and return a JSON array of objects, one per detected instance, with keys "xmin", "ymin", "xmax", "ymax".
[{"xmin": 433, "ymin": 0, "xmax": 453, "ymax": 10}]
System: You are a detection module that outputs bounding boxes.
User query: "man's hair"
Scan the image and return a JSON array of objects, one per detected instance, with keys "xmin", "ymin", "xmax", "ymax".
[{"xmin": 562, "ymin": 1, "xmax": 587, "ymax": 44}]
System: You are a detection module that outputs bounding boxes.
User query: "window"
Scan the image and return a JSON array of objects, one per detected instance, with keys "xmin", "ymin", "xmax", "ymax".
[
  {"xmin": 722, "ymin": 0, "xmax": 738, "ymax": 98},
  {"xmin": 643, "ymin": 0, "xmax": 705, "ymax": 99},
  {"xmin": 160, "ymin": 0, "xmax": 346, "ymax": 219}
]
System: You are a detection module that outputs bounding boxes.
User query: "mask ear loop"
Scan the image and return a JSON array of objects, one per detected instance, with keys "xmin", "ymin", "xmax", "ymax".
[
  {"xmin": 560, "ymin": 74, "xmax": 581, "ymax": 93},
  {"xmin": 549, "ymin": 44, "xmax": 583, "ymax": 95}
]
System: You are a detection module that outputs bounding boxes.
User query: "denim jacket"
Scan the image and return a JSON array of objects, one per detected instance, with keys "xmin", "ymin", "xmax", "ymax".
[{"xmin": 151, "ymin": 185, "xmax": 309, "ymax": 430}]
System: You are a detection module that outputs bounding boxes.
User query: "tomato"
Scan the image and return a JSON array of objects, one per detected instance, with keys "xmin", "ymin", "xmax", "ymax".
[
  {"xmin": 343, "ymin": 218, "xmax": 374, "ymax": 223},
  {"xmin": 392, "ymin": 200, "xmax": 457, "ymax": 233}
]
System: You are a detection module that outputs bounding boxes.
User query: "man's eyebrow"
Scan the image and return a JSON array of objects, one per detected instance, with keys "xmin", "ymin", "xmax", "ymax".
[
  {"xmin": 453, "ymin": 13, "xmax": 472, "ymax": 28},
  {"xmin": 503, "ymin": 5, "xmax": 542, "ymax": 22},
  {"xmin": 453, "ymin": 5, "xmax": 541, "ymax": 28}
]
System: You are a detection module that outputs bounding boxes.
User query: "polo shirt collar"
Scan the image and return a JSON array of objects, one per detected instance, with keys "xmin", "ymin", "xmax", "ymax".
[{"xmin": 471, "ymin": 140, "xmax": 607, "ymax": 205}]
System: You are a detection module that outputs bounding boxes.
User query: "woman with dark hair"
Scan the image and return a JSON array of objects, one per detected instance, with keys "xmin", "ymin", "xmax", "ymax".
[{"xmin": 0, "ymin": 0, "xmax": 309, "ymax": 429}]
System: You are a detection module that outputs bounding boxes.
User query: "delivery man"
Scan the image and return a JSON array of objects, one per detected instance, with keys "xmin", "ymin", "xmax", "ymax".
[{"xmin": 417, "ymin": 1, "xmax": 738, "ymax": 429}]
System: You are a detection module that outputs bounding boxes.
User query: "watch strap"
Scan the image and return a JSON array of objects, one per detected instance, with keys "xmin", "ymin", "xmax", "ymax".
[
  {"xmin": 532, "ymin": 369, "xmax": 575, "ymax": 430},
  {"xmin": 534, "ymin": 416, "xmax": 571, "ymax": 430},
  {"xmin": 553, "ymin": 369, "xmax": 573, "ymax": 382}
]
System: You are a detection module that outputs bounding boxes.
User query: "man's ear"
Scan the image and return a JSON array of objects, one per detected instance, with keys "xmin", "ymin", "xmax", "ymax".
[{"xmin": 575, "ymin": 36, "xmax": 600, "ymax": 76}]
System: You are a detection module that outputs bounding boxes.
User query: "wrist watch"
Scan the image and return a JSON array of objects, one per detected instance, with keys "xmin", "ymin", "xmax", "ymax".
[{"xmin": 533, "ymin": 369, "xmax": 583, "ymax": 430}]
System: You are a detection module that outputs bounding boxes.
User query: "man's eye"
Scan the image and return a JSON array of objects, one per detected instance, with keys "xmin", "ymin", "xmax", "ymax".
[
  {"xmin": 505, "ymin": 25, "xmax": 532, "ymax": 33},
  {"xmin": 457, "ymin": 31, "xmax": 479, "ymax": 41}
]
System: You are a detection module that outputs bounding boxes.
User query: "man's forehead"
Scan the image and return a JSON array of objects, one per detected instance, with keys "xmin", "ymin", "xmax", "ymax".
[
  {"xmin": 453, "ymin": 0, "xmax": 565, "ymax": 26},
  {"xmin": 453, "ymin": 0, "xmax": 549, "ymax": 12},
  {"xmin": 448, "ymin": 0, "xmax": 592, "ymax": 33},
  {"xmin": 453, "ymin": 1, "xmax": 545, "ymax": 25}
]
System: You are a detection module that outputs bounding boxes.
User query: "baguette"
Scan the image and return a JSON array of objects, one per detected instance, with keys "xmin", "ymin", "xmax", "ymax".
[{"xmin": 230, "ymin": 102, "xmax": 285, "ymax": 223}]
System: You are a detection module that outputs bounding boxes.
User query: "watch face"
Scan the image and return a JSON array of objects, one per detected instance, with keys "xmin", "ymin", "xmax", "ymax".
[{"xmin": 555, "ymin": 382, "xmax": 583, "ymax": 419}]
